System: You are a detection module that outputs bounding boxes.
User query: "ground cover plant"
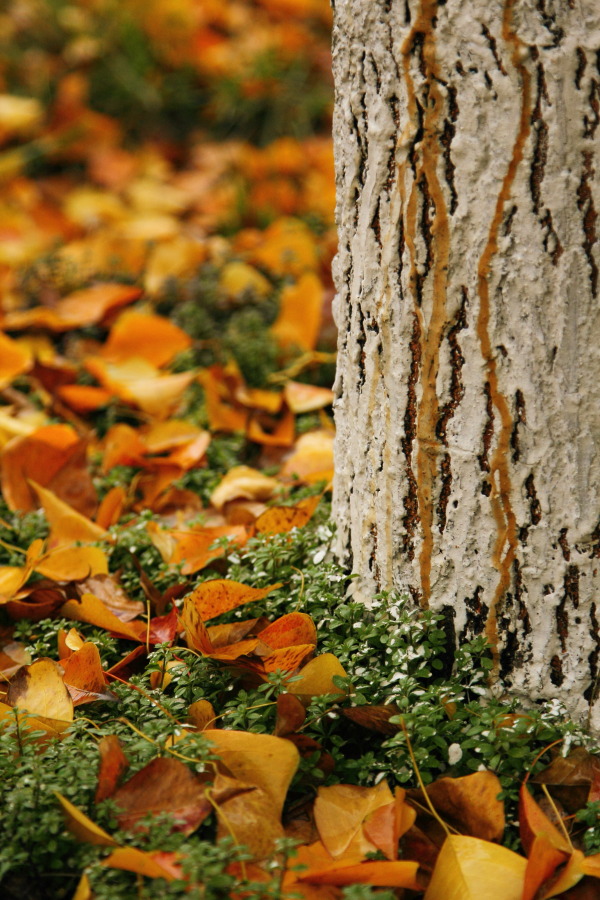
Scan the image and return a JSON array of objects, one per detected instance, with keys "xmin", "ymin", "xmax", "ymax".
[{"xmin": 0, "ymin": 1, "xmax": 599, "ymax": 898}]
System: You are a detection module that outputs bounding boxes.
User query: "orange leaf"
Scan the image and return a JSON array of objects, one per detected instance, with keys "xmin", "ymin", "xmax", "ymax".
[
  {"xmin": 210, "ymin": 465, "xmax": 280, "ymax": 510},
  {"xmin": 2, "ymin": 283, "xmax": 142, "ymax": 331},
  {"xmin": 101, "ymin": 847, "xmax": 180, "ymax": 880},
  {"xmin": 101, "ymin": 424, "xmax": 147, "ymax": 472},
  {"xmin": 168, "ymin": 525, "xmax": 248, "ymax": 575},
  {"xmin": 271, "ymin": 272, "xmax": 323, "ymax": 351},
  {"xmin": 423, "ymin": 834, "xmax": 527, "ymax": 899},
  {"xmin": 299, "ymin": 859, "xmax": 421, "ymax": 889},
  {"xmin": 247, "ymin": 408, "xmax": 295, "ymax": 447},
  {"xmin": 61, "ymin": 641, "xmax": 114, "ymax": 706},
  {"xmin": 212, "ymin": 772, "xmax": 285, "ymax": 860},
  {"xmin": 55, "ymin": 792, "xmax": 118, "ymax": 847},
  {"xmin": 100, "ymin": 311, "xmax": 192, "ymax": 368},
  {"xmin": 519, "ymin": 784, "xmax": 571, "ymax": 856},
  {"xmin": 56, "ymin": 384, "xmax": 112, "ymax": 413},
  {"xmin": 86, "ymin": 357, "xmax": 195, "ymax": 417},
  {"xmin": 537, "ymin": 850, "xmax": 587, "ymax": 899},
  {"xmin": 314, "ymin": 782, "xmax": 394, "ymax": 859},
  {"xmin": 180, "ymin": 597, "xmax": 215, "ymax": 654},
  {"xmin": 255, "ymin": 495, "xmax": 321, "ymax": 535},
  {"xmin": 188, "ymin": 699, "xmax": 217, "ymax": 731},
  {"xmin": 258, "ymin": 612, "xmax": 317, "ymax": 649},
  {"xmin": 95, "ymin": 486, "xmax": 127, "ymax": 529},
  {"xmin": 420, "ymin": 770, "xmax": 505, "ymax": 843},
  {"xmin": 274, "ymin": 692, "xmax": 306, "ymax": 736},
  {"xmin": 522, "ymin": 835, "xmax": 570, "ymax": 900},
  {"xmin": 284, "ymin": 382, "xmax": 334, "ymax": 414},
  {"xmin": 279, "ymin": 429, "xmax": 334, "ymax": 484},
  {"xmin": 35, "ymin": 545, "xmax": 109, "ymax": 581},
  {"xmin": 60, "ymin": 593, "xmax": 145, "ymax": 642},
  {"xmin": 363, "ymin": 788, "xmax": 417, "ymax": 861},
  {"xmin": 30, "ymin": 480, "xmax": 106, "ymax": 546},
  {"xmin": 186, "ymin": 579, "xmax": 282, "ymax": 622},
  {"xmin": 96, "ymin": 735, "xmax": 130, "ymax": 803},
  {"xmin": 1, "ymin": 424, "xmax": 95, "ymax": 513},
  {"xmin": 0, "ymin": 331, "xmax": 32, "ymax": 387}
]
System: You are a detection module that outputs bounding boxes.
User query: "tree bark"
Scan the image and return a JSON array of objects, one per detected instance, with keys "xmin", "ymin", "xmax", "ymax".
[{"xmin": 331, "ymin": 0, "xmax": 600, "ymax": 727}]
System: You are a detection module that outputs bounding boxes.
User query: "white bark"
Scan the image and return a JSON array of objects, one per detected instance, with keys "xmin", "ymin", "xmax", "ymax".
[{"xmin": 331, "ymin": 0, "xmax": 600, "ymax": 727}]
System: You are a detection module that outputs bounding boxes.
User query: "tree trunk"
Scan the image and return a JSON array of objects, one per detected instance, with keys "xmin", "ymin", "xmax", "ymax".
[{"xmin": 331, "ymin": 0, "xmax": 600, "ymax": 728}]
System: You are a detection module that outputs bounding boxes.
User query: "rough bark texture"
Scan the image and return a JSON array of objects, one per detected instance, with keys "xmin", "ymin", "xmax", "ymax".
[{"xmin": 331, "ymin": 0, "xmax": 600, "ymax": 728}]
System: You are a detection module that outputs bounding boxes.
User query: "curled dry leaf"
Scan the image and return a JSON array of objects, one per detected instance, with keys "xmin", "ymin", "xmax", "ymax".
[
  {"xmin": 7, "ymin": 657, "xmax": 73, "ymax": 732},
  {"xmin": 60, "ymin": 593, "xmax": 145, "ymax": 642},
  {"xmin": 210, "ymin": 465, "xmax": 281, "ymax": 510}
]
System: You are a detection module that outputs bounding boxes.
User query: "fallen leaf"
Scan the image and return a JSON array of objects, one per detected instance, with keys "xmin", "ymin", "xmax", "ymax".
[
  {"xmin": 60, "ymin": 593, "xmax": 145, "ymax": 642},
  {"xmin": 341, "ymin": 704, "xmax": 401, "ymax": 735},
  {"xmin": 519, "ymin": 784, "xmax": 571, "ymax": 857},
  {"xmin": 96, "ymin": 735, "xmax": 130, "ymax": 803},
  {"xmin": 203, "ymin": 729, "xmax": 299, "ymax": 819},
  {"xmin": 55, "ymin": 792, "xmax": 118, "ymax": 847},
  {"xmin": 210, "ymin": 465, "xmax": 281, "ymax": 510},
  {"xmin": 288, "ymin": 653, "xmax": 348, "ymax": 703},
  {"xmin": 257, "ymin": 612, "xmax": 317, "ymax": 649},
  {"xmin": 61, "ymin": 641, "xmax": 115, "ymax": 706},
  {"xmin": 77, "ymin": 574, "xmax": 144, "ymax": 622},
  {"xmin": 100, "ymin": 311, "xmax": 192, "ymax": 367},
  {"xmin": 314, "ymin": 782, "xmax": 394, "ymax": 859},
  {"xmin": 416, "ymin": 770, "xmax": 505, "ymax": 843},
  {"xmin": 0, "ymin": 331, "xmax": 32, "ymax": 387},
  {"xmin": 522, "ymin": 835, "xmax": 570, "ymax": 900},
  {"xmin": 284, "ymin": 382, "xmax": 334, "ymax": 414},
  {"xmin": 189, "ymin": 699, "xmax": 217, "ymax": 731},
  {"xmin": 7, "ymin": 658, "xmax": 73, "ymax": 732},
  {"xmin": 2, "ymin": 283, "xmax": 142, "ymax": 331},
  {"xmin": 184, "ymin": 579, "xmax": 281, "ymax": 621},
  {"xmin": 30, "ymin": 480, "xmax": 106, "ymax": 546},
  {"xmin": 255, "ymin": 495, "xmax": 321, "ymax": 535},
  {"xmin": 532, "ymin": 748, "xmax": 600, "ymax": 813},
  {"xmin": 274, "ymin": 692, "xmax": 307, "ymax": 736},
  {"xmin": 110, "ymin": 757, "xmax": 211, "ymax": 834},
  {"xmin": 279, "ymin": 429, "xmax": 334, "ymax": 484},
  {"xmin": 423, "ymin": 834, "xmax": 527, "ymax": 899},
  {"xmin": 212, "ymin": 772, "xmax": 284, "ymax": 859},
  {"xmin": 271, "ymin": 272, "xmax": 323, "ymax": 351},
  {"xmin": 101, "ymin": 847, "xmax": 180, "ymax": 880}
]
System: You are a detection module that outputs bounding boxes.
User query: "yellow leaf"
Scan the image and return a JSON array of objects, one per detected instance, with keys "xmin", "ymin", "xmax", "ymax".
[
  {"xmin": 271, "ymin": 272, "xmax": 323, "ymax": 352},
  {"xmin": 30, "ymin": 481, "xmax": 106, "ymax": 546},
  {"xmin": 6, "ymin": 658, "xmax": 73, "ymax": 732},
  {"xmin": 35, "ymin": 546, "xmax": 109, "ymax": 581},
  {"xmin": 314, "ymin": 782, "xmax": 393, "ymax": 859},
  {"xmin": 101, "ymin": 847, "xmax": 179, "ymax": 880},
  {"xmin": 210, "ymin": 466, "xmax": 281, "ymax": 511},
  {"xmin": 203, "ymin": 730, "xmax": 299, "ymax": 819},
  {"xmin": 55, "ymin": 792, "xmax": 118, "ymax": 847},
  {"xmin": 424, "ymin": 835, "xmax": 527, "ymax": 900},
  {"xmin": 288, "ymin": 654, "xmax": 349, "ymax": 703}
]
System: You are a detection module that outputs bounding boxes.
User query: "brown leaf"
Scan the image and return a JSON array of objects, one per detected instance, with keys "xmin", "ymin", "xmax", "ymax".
[
  {"xmin": 212, "ymin": 772, "xmax": 284, "ymax": 860},
  {"xmin": 413, "ymin": 770, "xmax": 505, "ymax": 843},
  {"xmin": 61, "ymin": 641, "xmax": 116, "ymax": 706},
  {"xmin": 111, "ymin": 757, "xmax": 211, "ymax": 834},
  {"xmin": 77, "ymin": 574, "xmax": 144, "ymax": 622},
  {"xmin": 341, "ymin": 704, "xmax": 401, "ymax": 735},
  {"xmin": 532, "ymin": 747, "xmax": 600, "ymax": 812},
  {"xmin": 96, "ymin": 735, "xmax": 129, "ymax": 803},
  {"xmin": 188, "ymin": 699, "xmax": 217, "ymax": 731},
  {"xmin": 274, "ymin": 693, "xmax": 307, "ymax": 736}
]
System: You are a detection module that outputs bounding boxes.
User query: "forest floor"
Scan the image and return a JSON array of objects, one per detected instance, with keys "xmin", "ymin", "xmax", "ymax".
[{"xmin": 0, "ymin": 2, "xmax": 599, "ymax": 898}]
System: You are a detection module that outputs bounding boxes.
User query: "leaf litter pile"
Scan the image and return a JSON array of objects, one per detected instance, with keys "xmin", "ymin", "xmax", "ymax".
[{"xmin": 0, "ymin": 2, "xmax": 599, "ymax": 899}]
